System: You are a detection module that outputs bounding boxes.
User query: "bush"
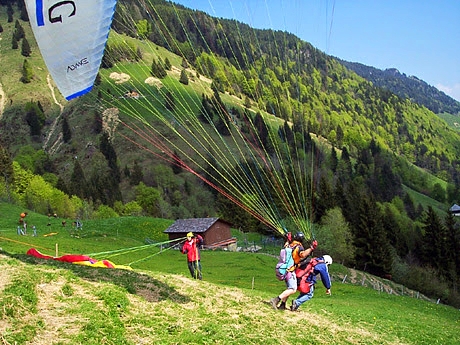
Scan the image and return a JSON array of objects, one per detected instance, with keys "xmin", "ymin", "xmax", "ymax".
[
  {"xmin": 392, "ymin": 261, "xmax": 459, "ymax": 306},
  {"xmin": 93, "ymin": 205, "xmax": 119, "ymax": 219},
  {"xmin": 122, "ymin": 201, "xmax": 143, "ymax": 216}
]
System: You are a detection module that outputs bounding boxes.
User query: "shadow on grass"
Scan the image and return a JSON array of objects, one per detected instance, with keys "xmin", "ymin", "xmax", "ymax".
[{"xmin": 3, "ymin": 250, "xmax": 191, "ymax": 304}]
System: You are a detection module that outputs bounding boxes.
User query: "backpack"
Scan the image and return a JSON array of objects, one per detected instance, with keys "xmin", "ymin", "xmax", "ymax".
[
  {"xmin": 275, "ymin": 246, "xmax": 295, "ymax": 281},
  {"xmin": 296, "ymin": 257, "xmax": 325, "ymax": 293},
  {"xmin": 290, "ymin": 241, "xmax": 303, "ymax": 265}
]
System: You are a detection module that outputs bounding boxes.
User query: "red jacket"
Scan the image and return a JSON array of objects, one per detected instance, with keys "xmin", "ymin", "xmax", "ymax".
[{"xmin": 182, "ymin": 235, "xmax": 203, "ymax": 262}]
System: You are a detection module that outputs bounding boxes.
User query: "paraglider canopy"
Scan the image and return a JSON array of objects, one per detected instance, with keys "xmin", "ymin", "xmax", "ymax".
[{"xmin": 24, "ymin": 0, "xmax": 117, "ymax": 100}]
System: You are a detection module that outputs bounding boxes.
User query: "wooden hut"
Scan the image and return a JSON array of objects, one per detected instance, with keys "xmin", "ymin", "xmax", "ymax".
[{"xmin": 164, "ymin": 217, "xmax": 235, "ymax": 248}]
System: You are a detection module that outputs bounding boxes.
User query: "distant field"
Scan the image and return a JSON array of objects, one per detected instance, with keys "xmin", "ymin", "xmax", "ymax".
[{"xmin": 438, "ymin": 111, "xmax": 460, "ymax": 131}]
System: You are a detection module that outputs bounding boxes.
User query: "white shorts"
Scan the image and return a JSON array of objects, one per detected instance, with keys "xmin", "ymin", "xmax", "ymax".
[{"xmin": 285, "ymin": 272, "xmax": 297, "ymax": 290}]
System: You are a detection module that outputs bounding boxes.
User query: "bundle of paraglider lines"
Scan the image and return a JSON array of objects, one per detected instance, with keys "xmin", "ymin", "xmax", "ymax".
[
  {"xmin": 26, "ymin": 237, "xmax": 186, "ymax": 270},
  {"xmin": 23, "ymin": 0, "xmax": 318, "ymax": 243}
]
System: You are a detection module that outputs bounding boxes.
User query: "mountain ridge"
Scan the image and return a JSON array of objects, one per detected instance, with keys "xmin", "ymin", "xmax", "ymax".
[{"xmin": 337, "ymin": 58, "xmax": 460, "ymax": 115}]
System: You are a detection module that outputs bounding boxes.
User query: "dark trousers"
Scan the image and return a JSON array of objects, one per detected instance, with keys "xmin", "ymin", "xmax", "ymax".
[{"xmin": 187, "ymin": 260, "xmax": 202, "ymax": 280}]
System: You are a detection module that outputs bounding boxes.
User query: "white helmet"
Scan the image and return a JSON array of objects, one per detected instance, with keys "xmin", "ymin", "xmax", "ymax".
[{"xmin": 323, "ymin": 255, "xmax": 333, "ymax": 265}]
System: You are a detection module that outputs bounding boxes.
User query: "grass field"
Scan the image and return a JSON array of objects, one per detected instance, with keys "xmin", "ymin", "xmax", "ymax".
[{"xmin": 1, "ymin": 202, "xmax": 459, "ymax": 345}]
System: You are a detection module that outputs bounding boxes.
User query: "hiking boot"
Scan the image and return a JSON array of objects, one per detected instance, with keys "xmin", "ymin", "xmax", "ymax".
[
  {"xmin": 278, "ymin": 302, "xmax": 286, "ymax": 310},
  {"xmin": 290, "ymin": 300, "xmax": 299, "ymax": 312},
  {"xmin": 270, "ymin": 297, "xmax": 280, "ymax": 310}
]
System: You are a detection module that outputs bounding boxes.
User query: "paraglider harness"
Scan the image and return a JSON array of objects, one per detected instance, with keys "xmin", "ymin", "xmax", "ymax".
[
  {"xmin": 275, "ymin": 242, "xmax": 302, "ymax": 281},
  {"xmin": 295, "ymin": 257, "xmax": 325, "ymax": 294}
]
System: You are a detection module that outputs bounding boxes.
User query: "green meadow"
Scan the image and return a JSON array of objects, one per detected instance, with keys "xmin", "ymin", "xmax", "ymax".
[{"xmin": 0, "ymin": 202, "xmax": 458, "ymax": 345}]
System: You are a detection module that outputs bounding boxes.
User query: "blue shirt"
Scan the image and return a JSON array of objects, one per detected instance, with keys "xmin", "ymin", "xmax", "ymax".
[{"xmin": 307, "ymin": 259, "xmax": 331, "ymax": 289}]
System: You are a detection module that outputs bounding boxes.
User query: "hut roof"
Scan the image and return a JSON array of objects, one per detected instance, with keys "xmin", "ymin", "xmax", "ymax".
[
  {"xmin": 450, "ymin": 204, "xmax": 460, "ymax": 213},
  {"xmin": 164, "ymin": 217, "xmax": 229, "ymax": 234}
]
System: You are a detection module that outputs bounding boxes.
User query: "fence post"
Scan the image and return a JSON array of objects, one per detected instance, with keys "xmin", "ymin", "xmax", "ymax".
[
  {"xmin": 342, "ymin": 275, "xmax": 347, "ymax": 283},
  {"xmin": 252, "ymin": 277, "xmax": 255, "ymax": 290}
]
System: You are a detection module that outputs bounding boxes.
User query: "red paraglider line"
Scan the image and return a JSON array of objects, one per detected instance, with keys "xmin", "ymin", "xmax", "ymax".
[
  {"xmin": 119, "ymin": 121, "xmax": 282, "ymax": 234},
  {"xmin": 0, "ymin": 236, "xmax": 52, "ymax": 251},
  {"xmin": 232, "ymin": 114, "xmax": 301, "ymax": 222}
]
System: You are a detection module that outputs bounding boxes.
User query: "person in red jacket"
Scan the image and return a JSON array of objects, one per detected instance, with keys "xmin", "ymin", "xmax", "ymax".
[{"xmin": 182, "ymin": 232, "xmax": 203, "ymax": 280}]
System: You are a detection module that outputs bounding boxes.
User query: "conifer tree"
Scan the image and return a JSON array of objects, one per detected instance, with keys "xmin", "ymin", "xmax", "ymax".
[
  {"xmin": 99, "ymin": 132, "xmax": 120, "ymax": 183},
  {"xmin": 421, "ymin": 206, "xmax": 445, "ymax": 269},
  {"xmin": 0, "ymin": 145, "xmax": 14, "ymax": 201},
  {"xmin": 334, "ymin": 181, "xmax": 350, "ymax": 221},
  {"xmin": 215, "ymin": 115, "xmax": 230, "ymax": 136},
  {"xmin": 11, "ymin": 34, "xmax": 18, "ymax": 49},
  {"xmin": 56, "ymin": 176, "xmax": 69, "ymax": 195},
  {"xmin": 211, "ymin": 83, "xmax": 230, "ymax": 136},
  {"xmin": 330, "ymin": 146, "xmax": 338, "ymax": 173},
  {"xmin": 244, "ymin": 95, "xmax": 251, "ymax": 109},
  {"xmin": 403, "ymin": 192, "xmax": 417, "ymax": 220},
  {"xmin": 370, "ymin": 159, "xmax": 402, "ymax": 202},
  {"xmin": 93, "ymin": 109, "xmax": 103, "ymax": 134},
  {"xmin": 62, "ymin": 116, "xmax": 72, "ymax": 143},
  {"xmin": 130, "ymin": 161, "xmax": 144, "ymax": 185},
  {"xmin": 164, "ymin": 90, "xmax": 175, "ymax": 111},
  {"xmin": 199, "ymin": 94, "xmax": 213, "ymax": 124},
  {"xmin": 87, "ymin": 170, "xmax": 106, "ymax": 204},
  {"xmin": 21, "ymin": 59, "xmax": 33, "ymax": 83},
  {"xmin": 25, "ymin": 101, "xmax": 44, "ymax": 136},
  {"xmin": 179, "ymin": 69, "xmax": 189, "ymax": 85},
  {"xmin": 353, "ymin": 194, "xmax": 392, "ymax": 276},
  {"xmin": 443, "ymin": 212, "xmax": 459, "ymax": 286},
  {"xmin": 171, "ymin": 151, "xmax": 182, "ymax": 175},
  {"xmin": 314, "ymin": 175, "xmax": 335, "ymax": 222},
  {"xmin": 21, "ymin": 37, "xmax": 31, "ymax": 57},
  {"xmin": 211, "ymin": 82, "xmax": 225, "ymax": 112},
  {"xmin": 7, "ymin": 5, "xmax": 13, "ymax": 23},
  {"xmin": 89, "ymin": 170, "xmax": 122, "ymax": 207},
  {"xmin": 20, "ymin": 5, "xmax": 29, "ymax": 21},
  {"xmin": 14, "ymin": 20, "xmax": 24, "ymax": 39},
  {"xmin": 335, "ymin": 124, "xmax": 344, "ymax": 147},
  {"xmin": 336, "ymin": 146, "xmax": 353, "ymax": 185},
  {"xmin": 70, "ymin": 159, "xmax": 88, "ymax": 199},
  {"xmin": 164, "ymin": 57, "xmax": 171, "ymax": 70},
  {"xmin": 124, "ymin": 165, "xmax": 130, "ymax": 179},
  {"xmin": 381, "ymin": 204, "xmax": 407, "ymax": 257},
  {"xmin": 253, "ymin": 112, "xmax": 269, "ymax": 149},
  {"xmin": 151, "ymin": 57, "xmax": 167, "ymax": 78}
]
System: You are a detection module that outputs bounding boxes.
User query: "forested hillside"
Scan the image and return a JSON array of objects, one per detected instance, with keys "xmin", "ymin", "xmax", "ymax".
[
  {"xmin": 0, "ymin": 0, "xmax": 459, "ymax": 307},
  {"xmin": 338, "ymin": 59, "xmax": 460, "ymax": 115}
]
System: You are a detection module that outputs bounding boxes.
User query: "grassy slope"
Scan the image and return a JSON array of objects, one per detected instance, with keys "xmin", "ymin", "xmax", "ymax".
[
  {"xmin": 0, "ymin": 7, "xmax": 64, "ymax": 110},
  {"xmin": 438, "ymin": 112, "xmax": 460, "ymax": 132},
  {"xmin": 0, "ymin": 202, "xmax": 459, "ymax": 345},
  {"xmin": 1, "ymin": 11, "xmax": 458, "ymax": 344}
]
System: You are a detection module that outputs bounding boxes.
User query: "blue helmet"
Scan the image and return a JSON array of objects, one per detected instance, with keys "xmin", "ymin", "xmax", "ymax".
[{"xmin": 293, "ymin": 232, "xmax": 305, "ymax": 242}]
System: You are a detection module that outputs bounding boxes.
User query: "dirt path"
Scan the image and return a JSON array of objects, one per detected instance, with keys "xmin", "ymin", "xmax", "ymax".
[
  {"xmin": 42, "ymin": 75, "xmax": 65, "ymax": 154},
  {"xmin": 0, "ymin": 82, "xmax": 6, "ymax": 119}
]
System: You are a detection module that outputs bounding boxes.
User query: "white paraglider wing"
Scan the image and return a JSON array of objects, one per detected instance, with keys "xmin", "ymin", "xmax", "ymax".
[{"xmin": 25, "ymin": 0, "xmax": 117, "ymax": 100}]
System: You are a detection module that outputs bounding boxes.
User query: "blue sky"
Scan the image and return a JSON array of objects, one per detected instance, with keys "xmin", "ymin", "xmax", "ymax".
[{"xmin": 173, "ymin": 0, "xmax": 460, "ymax": 102}]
